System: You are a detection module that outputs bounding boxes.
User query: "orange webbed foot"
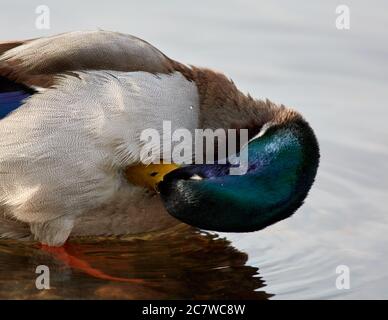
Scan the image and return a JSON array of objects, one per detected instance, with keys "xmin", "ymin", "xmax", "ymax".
[{"xmin": 39, "ymin": 242, "xmax": 145, "ymax": 284}]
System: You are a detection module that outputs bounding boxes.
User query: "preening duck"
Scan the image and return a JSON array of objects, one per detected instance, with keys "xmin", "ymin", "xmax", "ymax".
[{"xmin": 0, "ymin": 31, "xmax": 319, "ymax": 246}]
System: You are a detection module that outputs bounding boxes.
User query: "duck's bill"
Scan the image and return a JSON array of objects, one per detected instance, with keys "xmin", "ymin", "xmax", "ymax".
[{"xmin": 124, "ymin": 163, "xmax": 180, "ymax": 191}]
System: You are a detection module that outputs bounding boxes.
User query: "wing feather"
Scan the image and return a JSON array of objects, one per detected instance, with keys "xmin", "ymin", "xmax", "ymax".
[
  {"xmin": 0, "ymin": 30, "xmax": 176, "ymax": 87},
  {"xmin": 0, "ymin": 76, "xmax": 35, "ymax": 119}
]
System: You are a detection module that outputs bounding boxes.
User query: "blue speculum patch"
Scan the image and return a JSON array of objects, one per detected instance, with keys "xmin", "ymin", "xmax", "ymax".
[{"xmin": 0, "ymin": 91, "xmax": 30, "ymax": 119}]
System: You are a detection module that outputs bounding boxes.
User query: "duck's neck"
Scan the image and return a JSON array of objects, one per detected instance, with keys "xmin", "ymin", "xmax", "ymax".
[{"xmin": 171, "ymin": 61, "xmax": 285, "ymax": 134}]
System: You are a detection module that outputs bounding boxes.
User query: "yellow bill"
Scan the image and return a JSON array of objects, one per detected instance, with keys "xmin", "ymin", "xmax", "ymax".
[{"xmin": 124, "ymin": 163, "xmax": 180, "ymax": 191}]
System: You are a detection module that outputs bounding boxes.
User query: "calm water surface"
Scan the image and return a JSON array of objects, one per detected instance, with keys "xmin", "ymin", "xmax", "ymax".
[{"xmin": 0, "ymin": 0, "xmax": 387, "ymax": 299}]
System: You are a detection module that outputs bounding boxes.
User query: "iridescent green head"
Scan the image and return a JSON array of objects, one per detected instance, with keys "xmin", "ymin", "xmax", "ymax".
[{"xmin": 158, "ymin": 117, "xmax": 320, "ymax": 232}]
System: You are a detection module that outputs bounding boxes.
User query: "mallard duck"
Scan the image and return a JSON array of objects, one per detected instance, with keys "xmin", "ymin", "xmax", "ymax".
[{"xmin": 0, "ymin": 31, "xmax": 319, "ymax": 246}]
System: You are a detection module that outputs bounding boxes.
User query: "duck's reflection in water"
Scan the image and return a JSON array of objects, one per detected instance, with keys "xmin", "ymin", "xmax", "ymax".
[{"xmin": 0, "ymin": 225, "xmax": 272, "ymax": 299}]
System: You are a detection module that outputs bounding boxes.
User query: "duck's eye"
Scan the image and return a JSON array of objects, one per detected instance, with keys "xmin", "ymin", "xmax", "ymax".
[
  {"xmin": 189, "ymin": 174, "xmax": 203, "ymax": 181},
  {"xmin": 150, "ymin": 172, "xmax": 158, "ymax": 177}
]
